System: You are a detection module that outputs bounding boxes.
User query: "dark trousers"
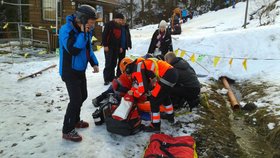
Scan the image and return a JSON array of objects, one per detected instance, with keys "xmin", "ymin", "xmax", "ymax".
[
  {"xmin": 149, "ymin": 68, "xmax": 178, "ymax": 113},
  {"xmin": 116, "ymin": 50, "xmax": 126, "ymax": 77},
  {"xmin": 170, "ymin": 86, "xmax": 200, "ymax": 109},
  {"xmin": 103, "ymin": 48, "xmax": 120, "ymax": 82},
  {"xmin": 62, "ymin": 77, "xmax": 87, "ymax": 133},
  {"xmin": 149, "ymin": 87, "xmax": 172, "ymax": 113}
]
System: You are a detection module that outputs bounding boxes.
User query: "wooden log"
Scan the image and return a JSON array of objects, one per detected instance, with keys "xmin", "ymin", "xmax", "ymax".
[
  {"xmin": 17, "ymin": 64, "xmax": 56, "ymax": 81},
  {"xmin": 221, "ymin": 77, "xmax": 240, "ymax": 110}
]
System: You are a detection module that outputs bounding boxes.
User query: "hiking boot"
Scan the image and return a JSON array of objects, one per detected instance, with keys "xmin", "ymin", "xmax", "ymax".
[
  {"xmin": 92, "ymin": 96, "xmax": 102, "ymax": 107},
  {"xmin": 144, "ymin": 123, "xmax": 160, "ymax": 133},
  {"xmin": 75, "ymin": 120, "xmax": 89, "ymax": 128},
  {"xmin": 62, "ymin": 129, "xmax": 82, "ymax": 142},
  {"xmin": 160, "ymin": 113, "xmax": 175, "ymax": 123}
]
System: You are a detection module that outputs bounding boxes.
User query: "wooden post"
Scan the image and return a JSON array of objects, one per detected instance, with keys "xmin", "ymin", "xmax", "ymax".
[{"xmin": 18, "ymin": 64, "xmax": 57, "ymax": 81}]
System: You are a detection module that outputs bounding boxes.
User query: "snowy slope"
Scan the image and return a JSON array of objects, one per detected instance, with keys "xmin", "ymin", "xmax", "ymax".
[
  {"xmin": 129, "ymin": 1, "xmax": 280, "ymax": 82},
  {"xmin": 1, "ymin": 1, "xmax": 280, "ymax": 158}
]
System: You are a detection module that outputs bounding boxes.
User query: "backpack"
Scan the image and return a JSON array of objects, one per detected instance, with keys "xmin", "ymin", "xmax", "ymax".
[
  {"xmin": 144, "ymin": 134, "xmax": 198, "ymax": 158},
  {"xmin": 105, "ymin": 104, "xmax": 143, "ymax": 136},
  {"xmin": 92, "ymin": 93, "xmax": 120, "ymax": 126}
]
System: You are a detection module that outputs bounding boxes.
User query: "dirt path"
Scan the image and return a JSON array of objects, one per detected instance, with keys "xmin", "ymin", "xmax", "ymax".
[{"xmin": 191, "ymin": 81, "xmax": 280, "ymax": 158}]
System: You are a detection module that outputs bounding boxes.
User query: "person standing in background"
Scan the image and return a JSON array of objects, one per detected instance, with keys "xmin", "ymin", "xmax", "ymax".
[
  {"xmin": 102, "ymin": 13, "xmax": 124, "ymax": 85},
  {"xmin": 181, "ymin": 7, "xmax": 188, "ymax": 23},
  {"xmin": 117, "ymin": 17, "xmax": 132, "ymax": 77},
  {"xmin": 148, "ymin": 20, "xmax": 173, "ymax": 59}
]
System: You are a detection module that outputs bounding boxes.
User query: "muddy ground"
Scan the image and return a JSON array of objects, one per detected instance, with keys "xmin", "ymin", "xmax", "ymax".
[{"xmin": 190, "ymin": 80, "xmax": 280, "ymax": 158}]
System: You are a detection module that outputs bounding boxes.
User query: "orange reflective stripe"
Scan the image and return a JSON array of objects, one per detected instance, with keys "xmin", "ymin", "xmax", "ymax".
[
  {"xmin": 132, "ymin": 70, "xmax": 145, "ymax": 97},
  {"xmin": 151, "ymin": 82, "xmax": 161, "ymax": 97},
  {"xmin": 152, "ymin": 115, "xmax": 160, "ymax": 120},
  {"xmin": 152, "ymin": 113, "xmax": 160, "ymax": 123},
  {"xmin": 165, "ymin": 105, "xmax": 173, "ymax": 111},
  {"xmin": 164, "ymin": 105, "xmax": 174, "ymax": 114}
]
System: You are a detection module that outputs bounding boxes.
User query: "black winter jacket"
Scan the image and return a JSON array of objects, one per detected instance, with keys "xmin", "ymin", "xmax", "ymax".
[
  {"xmin": 148, "ymin": 29, "xmax": 173, "ymax": 56},
  {"xmin": 170, "ymin": 57, "xmax": 200, "ymax": 88},
  {"xmin": 102, "ymin": 21, "xmax": 122, "ymax": 48}
]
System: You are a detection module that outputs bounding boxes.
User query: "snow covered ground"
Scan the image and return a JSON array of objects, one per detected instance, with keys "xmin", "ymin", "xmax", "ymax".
[{"xmin": 1, "ymin": 1, "xmax": 280, "ymax": 157}]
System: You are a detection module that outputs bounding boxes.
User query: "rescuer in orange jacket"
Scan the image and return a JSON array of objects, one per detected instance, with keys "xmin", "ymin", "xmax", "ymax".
[
  {"xmin": 92, "ymin": 57, "xmax": 133, "ymax": 107},
  {"xmin": 92, "ymin": 55, "xmax": 153, "ymax": 107},
  {"xmin": 126, "ymin": 58, "xmax": 178, "ymax": 132}
]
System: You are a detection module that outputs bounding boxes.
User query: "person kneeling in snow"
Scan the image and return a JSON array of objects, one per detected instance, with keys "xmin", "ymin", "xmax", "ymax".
[
  {"xmin": 125, "ymin": 58, "xmax": 178, "ymax": 132},
  {"xmin": 92, "ymin": 57, "xmax": 133, "ymax": 107},
  {"xmin": 164, "ymin": 52, "xmax": 200, "ymax": 111}
]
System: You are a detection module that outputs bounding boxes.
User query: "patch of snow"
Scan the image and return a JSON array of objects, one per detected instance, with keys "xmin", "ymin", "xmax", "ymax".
[
  {"xmin": 1, "ymin": 0, "xmax": 280, "ymax": 157},
  {"xmin": 216, "ymin": 88, "xmax": 228, "ymax": 95},
  {"xmin": 240, "ymin": 101, "xmax": 246, "ymax": 107},
  {"xmin": 267, "ymin": 123, "xmax": 275, "ymax": 130}
]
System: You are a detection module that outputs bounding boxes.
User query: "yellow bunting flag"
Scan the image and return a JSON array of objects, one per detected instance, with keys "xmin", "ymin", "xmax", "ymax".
[
  {"xmin": 3, "ymin": 23, "xmax": 8, "ymax": 29},
  {"xmin": 91, "ymin": 36, "xmax": 98, "ymax": 42},
  {"xmin": 180, "ymin": 50, "xmax": 186, "ymax": 58},
  {"xmin": 190, "ymin": 54, "xmax": 196, "ymax": 63},
  {"xmin": 130, "ymin": 54, "xmax": 138, "ymax": 60},
  {"xmin": 242, "ymin": 59, "xmax": 247, "ymax": 70},
  {"xmin": 24, "ymin": 53, "xmax": 29, "ymax": 58},
  {"xmin": 38, "ymin": 50, "xmax": 47, "ymax": 55},
  {"xmin": 229, "ymin": 58, "xmax": 233, "ymax": 67},
  {"xmin": 25, "ymin": 26, "xmax": 33, "ymax": 30},
  {"xmin": 96, "ymin": 45, "xmax": 102, "ymax": 51},
  {"xmin": 174, "ymin": 49, "xmax": 179, "ymax": 56},
  {"xmin": 213, "ymin": 56, "xmax": 221, "ymax": 67}
]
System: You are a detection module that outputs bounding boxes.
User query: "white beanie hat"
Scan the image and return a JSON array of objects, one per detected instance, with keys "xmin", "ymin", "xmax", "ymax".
[{"xmin": 159, "ymin": 20, "xmax": 167, "ymax": 28}]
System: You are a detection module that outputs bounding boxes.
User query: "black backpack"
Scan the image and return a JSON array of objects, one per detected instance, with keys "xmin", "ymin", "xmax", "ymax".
[
  {"xmin": 92, "ymin": 93, "xmax": 120, "ymax": 126},
  {"xmin": 105, "ymin": 105, "xmax": 143, "ymax": 136}
]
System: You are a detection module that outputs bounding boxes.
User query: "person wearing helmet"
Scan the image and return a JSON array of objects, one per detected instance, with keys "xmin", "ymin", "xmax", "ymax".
[
  {"xmin": 59, "ymin": 4, "xmax": 99, "ymax": 142},
  {"xmin": 92, "ymin": 57, "xmax": 133, "ymax": 107},
  {"xmin": 126, "ymin": 58, "xmax": 178, "ymax": 133},
  {"xmin": 119, "ymin": 57, "xmax": 133, "ymax": 74},
  {"xmin": 102, "ymin": 13, "xmax": 125, "ymax": 85}
]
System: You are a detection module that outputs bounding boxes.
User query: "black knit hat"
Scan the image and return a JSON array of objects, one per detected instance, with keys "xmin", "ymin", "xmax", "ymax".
[{"xmin": 114, "ymin": 13, "xmax": 124, "ymax": 19}]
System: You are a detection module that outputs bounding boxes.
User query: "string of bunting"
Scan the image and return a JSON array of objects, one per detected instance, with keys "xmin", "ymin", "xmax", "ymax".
[{"xmin": 174, "ymin": 48, "xmax": 280, "ymax": 71}]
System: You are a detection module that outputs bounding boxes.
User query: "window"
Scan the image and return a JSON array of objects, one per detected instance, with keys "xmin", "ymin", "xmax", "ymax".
[{"xmin": 42, "ymin": 0, "xmax": 61, "ymax": 21}]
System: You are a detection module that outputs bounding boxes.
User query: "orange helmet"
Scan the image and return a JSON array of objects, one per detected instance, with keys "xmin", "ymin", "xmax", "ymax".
[{"xmin": 120, "ymin": 57, "xmax": 133, "ymax": 73}]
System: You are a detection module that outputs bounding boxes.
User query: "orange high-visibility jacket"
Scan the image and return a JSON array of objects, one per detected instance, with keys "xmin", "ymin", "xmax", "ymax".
[{"xmin": 131, "ymin": 59, "xmax": 173, "ymax": 98}]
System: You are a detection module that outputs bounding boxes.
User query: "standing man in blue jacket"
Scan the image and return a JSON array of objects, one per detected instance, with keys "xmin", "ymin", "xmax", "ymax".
[{"xmin": 59, "ymin": 5, "xmax": 99, "ymax": 142}]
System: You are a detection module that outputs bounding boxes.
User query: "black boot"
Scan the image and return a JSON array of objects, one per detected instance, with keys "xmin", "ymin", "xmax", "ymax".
[
  {"xmin": 188, "ymin": 97, "xmax": 200, "ymax": 112},
  {"xmin": 144, "ymin": 122, "xmax": 160, "ymax": 133},
  {"xmin": 160, "ymin": 113, "xmax": 174, "ymax": 123},
  {"xmin": 92, "ymin": 95, "xmax": 104, "ymax": 107}
]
